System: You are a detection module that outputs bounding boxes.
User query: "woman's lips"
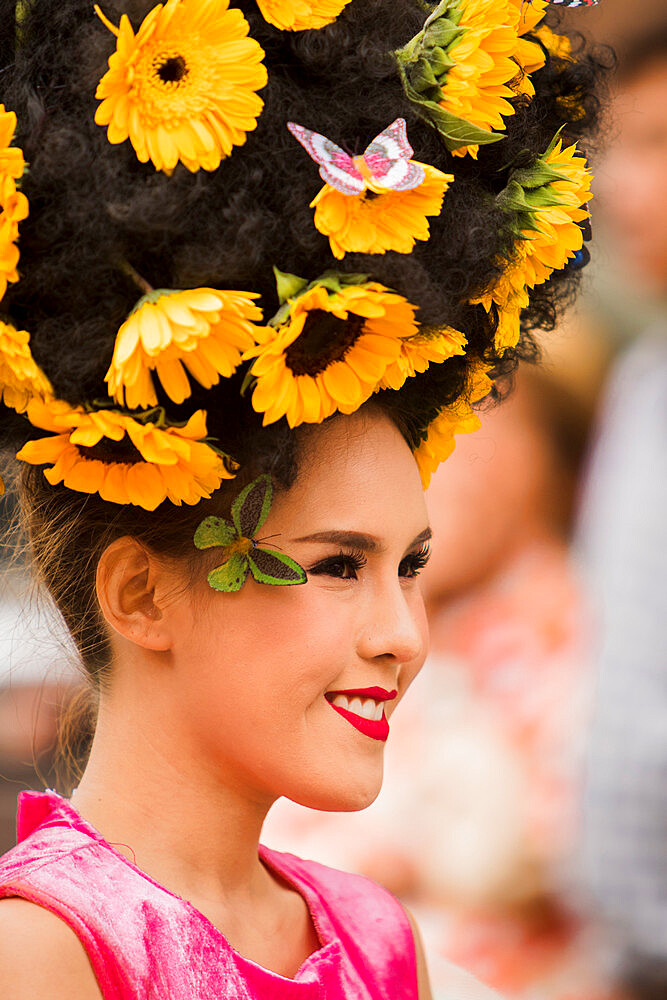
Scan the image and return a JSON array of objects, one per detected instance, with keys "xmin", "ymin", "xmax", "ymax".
[{"xmin": 325, "ymin": 688, "xmax": 397, "ymax": 743}]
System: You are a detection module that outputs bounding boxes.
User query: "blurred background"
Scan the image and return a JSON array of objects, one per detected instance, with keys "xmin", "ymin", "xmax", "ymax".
[{"xmin": 1, "ymin": 4, "xmax": 666, "ymax": 999}]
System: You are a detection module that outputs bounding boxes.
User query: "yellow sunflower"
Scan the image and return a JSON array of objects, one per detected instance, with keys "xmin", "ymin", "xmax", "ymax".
[
  {"xmin": 311, "ymin": 163, "xmax": 453, "ymax": 260},
  {"xmin": 256, "ymin": 0, "xmax": 352, "ymax": 31},
  {"xmin": 380, "ymin": 325, "xmax": 467, "ymax": 391},
  {"xmin": 243, "ymin": 280, "xmax": 419, "ymax": 427},
  {"xmin": 106, "ymin": 287, "xmax": 265, "ymax": 408},
  {"xmin": 492, "ymin": 292, "xmax": 526, "ymax": 351},
  {"xmin": 441, "ymin": 0, "xmax": 521, "ymax": 158},
  {"xmin": 413, "ymin": 364, "xmax": 493, "ymax": 489},
  {"xmin": 94, "ymin": 0, "xmax": 267, "ymax": 173},
  {"xmin": 476, "ymin": 136, "xmax": 592, "ymax": 350},
  {"xmin": 17, "ymin": 400, "xmax": 233, "ymax": 510},
  {"xmin": 0, "ymin": 321, "xmax": 52, "ymax": 413},
  {"xmin": 0, "ymin": 105, "xmax": 28, "ymax": 300},
  {"xmin": 511, "ymin": 0, "xmax": 547, "ymax": 98},
  {"xmin": 396, "ymin": 0, "xmax": 556, "ymax": 158}
]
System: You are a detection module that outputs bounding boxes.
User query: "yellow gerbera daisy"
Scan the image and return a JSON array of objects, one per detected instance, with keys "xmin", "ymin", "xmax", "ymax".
[
  {"xmin": 380, "ymin": 325, "xmax": 467, "ymax": 391},
  {"xmin": 105, "ymin": 287, "xmax": 265, "ymax": 409},
  {"xmin": 475, "ymin": 136, "xmax": 592, "ymax": 350},
  {"xmin": 243, "ymin": 280, "xmax": 419, "ymax": 428},
  {"xmin": 256, "ymin": 0, "xmax": 352, "ymax": 31},
  {"xmin": 94, "ymin": 0, "xmax": 267, "ymax": 173},
  {"xmin": 0, "ymin": 105, "xmax": 28, "ymax": 300},
  {"xmin": 413, "ymin": 364, "xmax": 493, "ymax": 489},
  {"xmin": 17, "ymin": 400, "xmax": 233, "ymax": 510},
  {"xmin": 311, "ymin": 163, "xmax": 453, "ymax": 260},
  {"xmin": 0, "ymin": 321, "xmax": 52, "ymax": 413}
]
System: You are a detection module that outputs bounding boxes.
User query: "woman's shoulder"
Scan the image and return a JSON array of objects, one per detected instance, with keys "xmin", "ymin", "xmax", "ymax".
[
  {"xmin": 263, "ymin": 844, "xmax": 410, "ymax": 920},
  {"xmin": 0, "ymin": 897, "xmax": 102, "ymax": 1000},
  {"xmin": 262, "ymin": 847, "xmax": 422, "ymax": 991}
]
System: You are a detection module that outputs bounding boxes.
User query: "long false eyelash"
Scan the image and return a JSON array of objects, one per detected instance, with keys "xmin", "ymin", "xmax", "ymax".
[
  {"xmin": 400, "ymin": 542, "xmax": 431, "ymax": 577},
  {"xmin": 306, "ymin": 548, "xmax": 368, "ymax": 578}
]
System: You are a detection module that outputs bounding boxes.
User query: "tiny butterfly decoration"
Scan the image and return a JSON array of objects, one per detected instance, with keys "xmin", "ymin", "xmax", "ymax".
[
  {"xmin": 548, "ymin": 0, "xmax": 600, "ymax": 6},
  {"xmin": 287, "ymin": 118, "xmax": 425, "ymax": 197},
  {"xmin": 194, "ymin": 475, "xmax": 307, "ymax": 592}
]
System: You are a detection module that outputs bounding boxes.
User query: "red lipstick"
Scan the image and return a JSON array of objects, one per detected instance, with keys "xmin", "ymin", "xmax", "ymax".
[{"xmin": 325, "ymin": 688, "xmax": 397, "ymax": 743}]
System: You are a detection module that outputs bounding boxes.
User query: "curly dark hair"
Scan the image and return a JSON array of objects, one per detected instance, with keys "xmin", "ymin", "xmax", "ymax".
[{"xmin": 0, "ymin": 0, "xmax": 610, "ymax": 677}]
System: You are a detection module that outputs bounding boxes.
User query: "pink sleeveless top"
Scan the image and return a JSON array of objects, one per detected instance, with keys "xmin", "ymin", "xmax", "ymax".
[{"xmin": 0, "ymin": 790, "xmax": 417, "ymax": 999}]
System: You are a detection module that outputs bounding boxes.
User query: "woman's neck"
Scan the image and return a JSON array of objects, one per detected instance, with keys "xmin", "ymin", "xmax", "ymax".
[{"xmin": 70, "ymin": 691, "xmax": 274, "ymax": 907}]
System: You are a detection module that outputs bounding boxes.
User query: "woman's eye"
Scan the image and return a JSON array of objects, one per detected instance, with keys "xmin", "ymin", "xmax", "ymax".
[
  {"xmin": 399, "ymin": 544, "xmax": 431, "ymax": 579},
  {"xmin": 307, "ymin": 550, "xmax": 367, "ymax": 580}
]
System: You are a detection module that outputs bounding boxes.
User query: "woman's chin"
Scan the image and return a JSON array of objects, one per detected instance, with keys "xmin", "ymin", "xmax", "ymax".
[{"xmin": 285, "ymin": 772, "xmax": 384, "ymax": 814}]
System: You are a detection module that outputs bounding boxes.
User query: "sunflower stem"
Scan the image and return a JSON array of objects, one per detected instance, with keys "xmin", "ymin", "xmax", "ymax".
[{"xmin": 120, "ymin": 260, "xmax": 154, "ymax": 297}]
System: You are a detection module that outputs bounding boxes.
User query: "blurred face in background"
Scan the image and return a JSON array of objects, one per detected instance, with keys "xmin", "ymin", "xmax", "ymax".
[
  {"xmin": 597, "ymin": 58, "xmax": 667, "ymax": 292},
  {"xmin": 420, "ymin": 374, "xmax": 572, "ymax": 607}
]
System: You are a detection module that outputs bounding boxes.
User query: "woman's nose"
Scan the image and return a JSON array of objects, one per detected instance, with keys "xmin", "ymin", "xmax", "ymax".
[{"xmin": 356, "ymin": 582, "xmax": 427, "ymax": 667}]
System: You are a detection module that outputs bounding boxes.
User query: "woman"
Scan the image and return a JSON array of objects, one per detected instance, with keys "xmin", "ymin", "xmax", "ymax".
[{"xmin": 0, "ymin": 0, "xmax": 605, "ymax": 995}]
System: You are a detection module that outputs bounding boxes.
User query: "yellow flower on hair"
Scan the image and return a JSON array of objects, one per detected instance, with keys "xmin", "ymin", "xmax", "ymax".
[
  {"xmin": 413, "ymin": 364, "xmax": 493, "ymax": 489},
  {"xmin": 256, "ymin": 0, "xmax": 352, "ymax": 30},
  {"xmin": 106, "ymin": 287, "xmax": 265, "ymax": 409},
  {"xmin": 17, "ymin": 400, "xmax": 233, "ymax": 510},
  {"xmin": 94, "ymin": 0, "xmax": 267, "ymax": 173},
  {"xmin": 511, "ymin": 0, "xmax": 547, "ymax": 94},
  {"xmin": 396, "ymin": 0, "xmax": 557, "ymax": 158},
  {"xmin": 0, "ymin": 321, "xmax": 52, "ymax": 413},
  {"xmin": 442, "ymin": 0, "xmax": 522, "ymax": 159},
  {"xmin": 0, "ymin": 105, "xmax": 28, "ymax": 299},
  {"xmin": 493, "ymin": 292, "xmax": 526, "ymax": 351},
  {"xmin": 311, "ymin": 163, "xmax": 453, "ymax": 260},
  {"xmin": 476, "ymin": 136, "xmax": 592, "ymax": 351},
  {"xmin": 243, "ymin": 278, "xmax": 419, "ymax": 428},
  {"xmin": 380, "ymin": 325, "xmax": 467, "ymax": 391}
]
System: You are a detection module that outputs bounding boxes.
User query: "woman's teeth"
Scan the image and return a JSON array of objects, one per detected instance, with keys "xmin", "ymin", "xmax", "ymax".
[{"xmin": 331, "ymin": 694, "xmax": 384, "ymax": 722}]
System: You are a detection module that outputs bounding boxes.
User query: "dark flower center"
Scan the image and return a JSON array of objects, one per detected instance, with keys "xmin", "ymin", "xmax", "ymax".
[
  {"xmin": 285, "ymin": 309, "xmax": 365, "ymax": 377},
  {"xmin": 79, "ymin": 435, "xmax": 144, "ymax": 465},
  {"xmin": 156, "ymin": 55, "xmax": 188, "ymax": 84}
]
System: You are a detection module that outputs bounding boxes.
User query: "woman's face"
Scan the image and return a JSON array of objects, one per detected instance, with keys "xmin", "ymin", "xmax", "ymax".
[{"xmin": 166, "ymin": 410, "xmax": 430, "ymax": 812}]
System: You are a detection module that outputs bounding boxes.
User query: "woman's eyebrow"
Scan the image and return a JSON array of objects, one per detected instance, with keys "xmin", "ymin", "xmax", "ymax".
[{"xmin": 293, "ymin": 527, "xmax": 432, "ymax": 553}]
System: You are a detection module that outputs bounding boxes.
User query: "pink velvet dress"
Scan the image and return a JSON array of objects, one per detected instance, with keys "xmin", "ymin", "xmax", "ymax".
[{"xmin": 0, "ymin": 790, "xmax": 418, "ymax": 999}]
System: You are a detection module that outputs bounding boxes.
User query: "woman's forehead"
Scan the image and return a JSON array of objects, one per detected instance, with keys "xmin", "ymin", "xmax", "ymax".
[{"xmin": 273, "ymin": 413, "xmax": 428, "ymax": 536}]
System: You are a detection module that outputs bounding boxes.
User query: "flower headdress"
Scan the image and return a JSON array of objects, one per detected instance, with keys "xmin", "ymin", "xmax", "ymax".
[{"xmin": 0, "ymin": 0, "xmax": 601, "ymax": 535}]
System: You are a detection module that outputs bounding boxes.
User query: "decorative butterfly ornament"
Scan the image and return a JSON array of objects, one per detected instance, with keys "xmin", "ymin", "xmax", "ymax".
[
  {"xmin": 287, "ymin": 118, "xmax": 425, "ymax": 196},
  {"xmin": 548, "ymin": 0, "xmax": 600, "ymax": 6},
  {"xmin": 194, "ymin": 475, "xmax": 307, "ymax": 592}
]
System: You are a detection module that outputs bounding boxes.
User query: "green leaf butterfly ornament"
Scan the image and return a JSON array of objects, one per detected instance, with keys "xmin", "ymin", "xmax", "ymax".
[{"xmin": 193, "ymin": 475, "xmax": 307, "ymax": 592}]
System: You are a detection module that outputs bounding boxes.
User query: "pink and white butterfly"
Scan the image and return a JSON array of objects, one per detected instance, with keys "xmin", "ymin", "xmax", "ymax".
[{"xmin": 287, "ymin": 118, "xmax": 426, "ymax": 197}]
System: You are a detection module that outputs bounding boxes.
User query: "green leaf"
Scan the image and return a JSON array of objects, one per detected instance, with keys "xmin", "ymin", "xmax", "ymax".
[
  {"xmin": 232, "ymin": 475, "xmax": 273, "ymax": 538},
  {"xmin": 207, "ymin": 554, "xmax": 249, "ymax": 593},
  {"xmin": 396, "ymin": 64, "xmax": 504, "ymax": 151},
  {"xmin": 239, "ymin": 365, "xmax": 257, "ymax": 397},
  {"xmin": 248, "ymin": 548, "xmax": 308, "ymax": 587},
  {"xmin": 511, "ymin": 161, "xmax": 570, "ymax": 190},
  {"xmin": 194, "ymin": 516, "xmax": 237, "ymax": 550},
  {"xmin": 273, "ymin": 267, "xmax": 308, "ymax": 305},
  {"xmin": 332, "ymin": 271, "xmax": 371, "ymax": 288}
]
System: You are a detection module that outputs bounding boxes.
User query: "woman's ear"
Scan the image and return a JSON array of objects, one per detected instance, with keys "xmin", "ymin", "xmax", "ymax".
[{"xmin": 96, "ymin": 537, "xmax": 174, "ymax": 652}]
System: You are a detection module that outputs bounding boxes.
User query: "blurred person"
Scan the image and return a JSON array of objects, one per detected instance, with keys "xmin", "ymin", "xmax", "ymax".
[
  {"xmin": 576, "ymin": 24, "xmax": 667, "ymax": 1000},
  {"xmin": 0, "ymin": 494, "xmax": 78, "ymax": 853},
  {"xmin": 264, "ymin": 367, "xmax": 622, "ymax": 1000}
]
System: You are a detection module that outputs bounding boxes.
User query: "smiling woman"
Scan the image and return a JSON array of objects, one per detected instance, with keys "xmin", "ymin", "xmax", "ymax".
[{"xmin": 0, "ymin": 0, "xmax": 606, "ymax": 995}]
